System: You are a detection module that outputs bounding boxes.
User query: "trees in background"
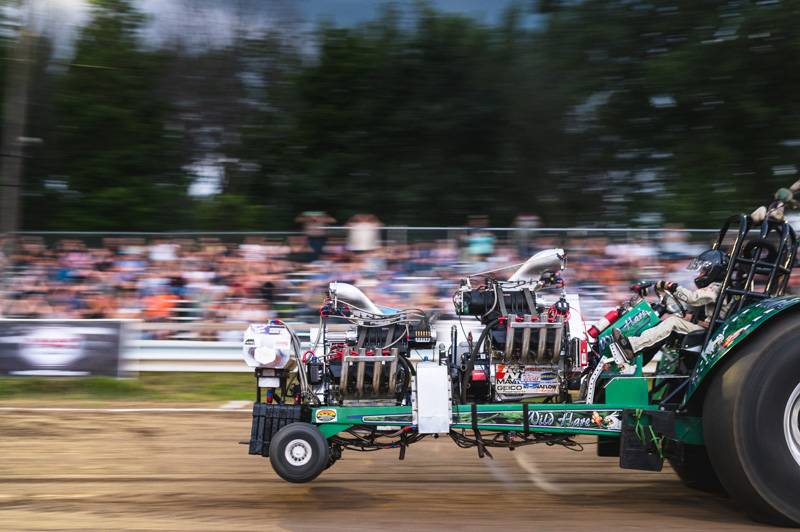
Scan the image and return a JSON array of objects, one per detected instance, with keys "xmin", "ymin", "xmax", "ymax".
[
  {"xmin": 24, "ymin": 0, "xmax": 188, "ymax": 230},
  {"xmin": 10, "ymin": 0, "xmax": 800, "ymax": 230},
  {"xmin": 540, "ymin": 0, "xmax": 800, "ymax": 226},
  {"xmin": 234, "ymin": 5, "xmax": 568, "ymax": 227}
]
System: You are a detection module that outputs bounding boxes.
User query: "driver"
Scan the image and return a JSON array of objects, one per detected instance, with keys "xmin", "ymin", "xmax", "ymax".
[{"xmin": 611, "ymin": 249, "xmax": 729, "ymax": 361}]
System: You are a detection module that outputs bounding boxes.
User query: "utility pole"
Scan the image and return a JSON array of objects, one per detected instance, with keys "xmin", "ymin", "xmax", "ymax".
[{"xmin": 0, "ymin": 11, "xmax": 34, "ymax": 239}]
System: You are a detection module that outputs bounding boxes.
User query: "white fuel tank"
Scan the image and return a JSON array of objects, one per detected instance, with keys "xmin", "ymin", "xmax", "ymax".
[{"xmin": 242, "ymin": 323, "xmax": 293, "ymax": 369}]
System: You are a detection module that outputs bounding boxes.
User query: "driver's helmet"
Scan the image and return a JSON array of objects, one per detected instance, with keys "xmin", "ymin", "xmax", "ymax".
[{"xmin": 687, "ymin": 249, "xmax": 729, "ymax": 288}]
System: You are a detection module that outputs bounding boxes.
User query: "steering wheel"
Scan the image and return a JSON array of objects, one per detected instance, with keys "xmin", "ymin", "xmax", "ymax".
[{"xmin": 657, "ymin": 286, "xmax": 686, "ymax": 318}]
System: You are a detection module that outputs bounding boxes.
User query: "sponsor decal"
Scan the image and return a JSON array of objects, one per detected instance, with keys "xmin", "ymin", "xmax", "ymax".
[
  {"xmin": 450, "ymin": 409, "xmax": 624, "ymax": 433},
  {"xmin": 704, "ymin": 333, "xmax": 724, "ymax": 356},
  {"xmin": 495, "ymin": 364, "xmax": 560, "ymax": 396},
  {"xmin": 315, "ymin": 409, "xmax": 337, "ymax": 423},
  {"xmin": 19, "ymin": 327, "xmax": 84, "ymax": 368},
  {"xmin": 722, "ymin": 327, "xmax": 746, "ymax": 349},
  {"xmin": 618, "ymin": 309, "xmax": 649, "ymax": 331},
  {"xmin": 598, "ymin": 306, "xmax": 655, "ymax": 354},
  {"xmin": 590, "ymin": 411, "xmax": 622, "ymax": 430},
  {"xmin": 528, "ymin": 409, "xmax": 622, "ymax": 431},
  {"xmin": 360, "ymin": 413, "xmax": 413, "ymax": 424}
]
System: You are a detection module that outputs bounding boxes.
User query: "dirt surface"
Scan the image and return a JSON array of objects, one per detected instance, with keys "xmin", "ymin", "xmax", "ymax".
[{"xmin": 0, "ymin": 407, "xmax": 773, "ymax": 531}]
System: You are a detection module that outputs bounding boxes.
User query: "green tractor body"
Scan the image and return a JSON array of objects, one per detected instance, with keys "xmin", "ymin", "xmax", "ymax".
[
  {"xmin": 596, "ymin": 300, "xmax": 660, "ymax": 359},
  {"xmin": 245, "ymin": 213, "xmax": 800, "ymax": 527},
  {"xmin": 684, "ymin": 295, "xmax": 800, "ymax": 404}
]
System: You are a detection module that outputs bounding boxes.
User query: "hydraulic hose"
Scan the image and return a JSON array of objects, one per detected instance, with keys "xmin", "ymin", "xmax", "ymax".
[
  {"xmin": 285, "ymin": 323, "xmax": 320, "ymax": 405},
  {"xmin": 396, "ymin": 354, "xmax": 414, "ymax": 400},
  {"xmin": 460, "ymin": 318, "xmax": 499, "ymax": 404}
]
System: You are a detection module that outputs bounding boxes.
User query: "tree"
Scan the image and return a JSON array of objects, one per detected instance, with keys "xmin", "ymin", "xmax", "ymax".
[
  {"xmin": 540, "ymin": 0, "xmax": 800, "ymax": 226},
  {"xmin": 235, "ymin": 4, "xmax": 570, "ymax": 227},
  {"xmin": 18, "ymin": 0, "xmax": 800, "ymax": 231},
  {"xmin": 42, "ymin": 0, "xmax": 190, "ymax": 230}
]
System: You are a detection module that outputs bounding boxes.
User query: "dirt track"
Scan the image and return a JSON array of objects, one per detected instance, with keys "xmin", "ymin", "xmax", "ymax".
[{"xmin": 0, "ymin": 407, "xmax": 773, "ymax": 531}]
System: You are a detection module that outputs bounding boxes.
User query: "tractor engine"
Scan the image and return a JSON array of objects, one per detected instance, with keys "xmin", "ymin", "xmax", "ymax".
[
  {"xmin": 243, "ymin": 282, "xmax": 436, "ymax": 407},
  {"xmin": 314, "ymin": 300, "xmax": 436, "ymax": 405},
  {"xmin": 453, "ymin": 249, "xmax": 583, "ymax": 403}
]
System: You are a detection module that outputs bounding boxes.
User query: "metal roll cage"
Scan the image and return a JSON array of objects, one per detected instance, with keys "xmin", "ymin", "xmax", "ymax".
[{"xmin": 703, "ymin": 213, "xmax": 798, "ymax": 349}]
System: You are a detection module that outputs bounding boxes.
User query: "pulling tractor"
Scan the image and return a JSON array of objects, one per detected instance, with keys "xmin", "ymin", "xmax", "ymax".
[{"xmin": 243, "ymin": 213, "xmax": 800, "ymax": 527}]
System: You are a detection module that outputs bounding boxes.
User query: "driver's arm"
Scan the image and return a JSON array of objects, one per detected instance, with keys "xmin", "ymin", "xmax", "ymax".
[{"xmin": 673, "ymin": 284, "xmax": 720, "ymax": 307}]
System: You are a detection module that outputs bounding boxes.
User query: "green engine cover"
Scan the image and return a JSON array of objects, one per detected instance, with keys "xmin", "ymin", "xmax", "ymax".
[
  {"xmin": 597, "ymin": 300, "xmax": 661, "ymax": 358},
  {"xmin": 681, "ymin": 295, "xmax": 800, "ymax": 405}
]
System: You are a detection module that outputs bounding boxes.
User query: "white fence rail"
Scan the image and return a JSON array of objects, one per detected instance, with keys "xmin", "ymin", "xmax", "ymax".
[
  {"xmin": 124, "ymin": 320, "xmax": 483, "ymax": 373},
  {"xmin": 124, "ymin": 322, "xmax": 314, "ymax": 373},
  {"xmin": 124, "ymin": 340, "xmax": 248, "ymax": 373}
]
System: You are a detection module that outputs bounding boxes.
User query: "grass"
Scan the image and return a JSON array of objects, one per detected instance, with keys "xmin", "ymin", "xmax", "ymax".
[{"xmin": 0, "ymin": 372, "xmax": 255, "ymax": 402}]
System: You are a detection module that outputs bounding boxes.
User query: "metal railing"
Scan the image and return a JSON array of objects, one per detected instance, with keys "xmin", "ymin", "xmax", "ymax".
[{"xmin": 124, "ymin": 320, "xmax": 484, "ymax": 373}]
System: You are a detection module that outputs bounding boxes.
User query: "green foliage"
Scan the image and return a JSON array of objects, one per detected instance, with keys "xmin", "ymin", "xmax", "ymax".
[
  {"xmin": 27, "ymin": 0, "xmax": 190, "ymax": 230},
  {"xmin": 236, "ymin": 4, "xmax": 568, "ymax": 226},
  {"xmin": 541, "ymin": 0, "xmax": 800, "ymax": 226},
  {"xmin": 14, "ymin": 0, "xmax": 800, "ymax": 229},
  {"xmin": 191, "ymin": 194, "xmax": 277, "ymax": 231}
]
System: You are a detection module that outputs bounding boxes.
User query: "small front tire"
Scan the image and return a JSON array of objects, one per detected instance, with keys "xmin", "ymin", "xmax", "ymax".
[{"xmin": 269, "ymin": 422, "xmax": 330, "ymax": 483}]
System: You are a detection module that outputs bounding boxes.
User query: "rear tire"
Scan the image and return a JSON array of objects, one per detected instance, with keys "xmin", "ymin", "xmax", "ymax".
[
  {"xmin": 269, "ymin": 422, "xmax": 330, "ymax": 483},
  {"xmin": 667, "ymin": 444, "xmax": 724, "ymax": 493},
  {"xmin": 703, "ymin": 316, "xmax": 800, "ymax": 526}
]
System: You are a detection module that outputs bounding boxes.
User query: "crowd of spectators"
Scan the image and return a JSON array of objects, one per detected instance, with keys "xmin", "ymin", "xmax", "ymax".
[{"xmin": 1, "ymin": 216, "xmax": 775, "ymax": 340}]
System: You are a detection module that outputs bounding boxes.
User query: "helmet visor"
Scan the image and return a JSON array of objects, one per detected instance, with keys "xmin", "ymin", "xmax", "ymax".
[{"xmin": 687, "ymin": 258, "xmax": 713, "ymax": 272}]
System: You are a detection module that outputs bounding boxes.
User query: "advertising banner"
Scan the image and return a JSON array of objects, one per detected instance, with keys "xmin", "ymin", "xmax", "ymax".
[{"xmin": 0, "ymin": 320, "xmax": 125, "ymax": 376}]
